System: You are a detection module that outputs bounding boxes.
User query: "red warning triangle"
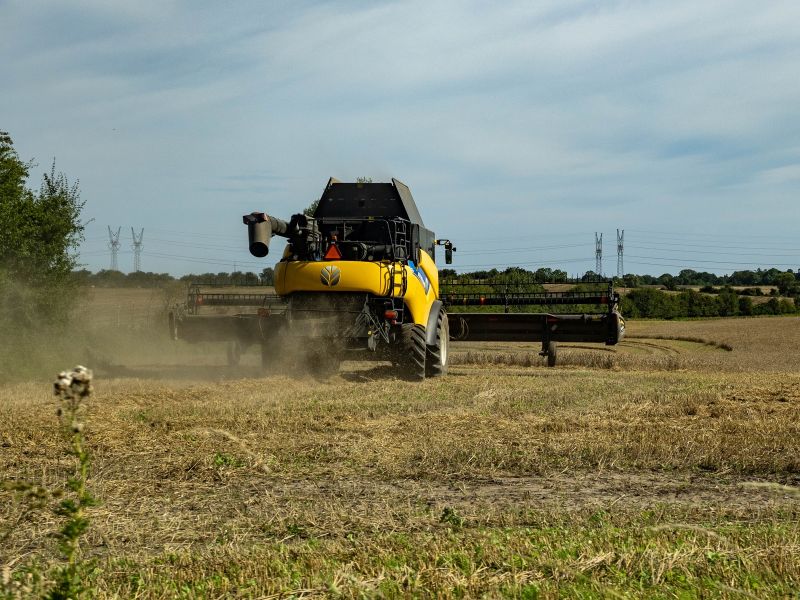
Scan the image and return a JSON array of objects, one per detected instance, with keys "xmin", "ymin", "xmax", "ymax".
[{"xmin": 324, "ymin": 244, "xmax": 342, "ymax": 260}]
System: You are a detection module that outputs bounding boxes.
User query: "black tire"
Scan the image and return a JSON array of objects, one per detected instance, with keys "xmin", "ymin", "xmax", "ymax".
[
  {"xmin": 425, "ymin": 309, "xmax": 449, "ymax": 377},
  {"xmin": 546, "ymin": 341, "xmax": 558, "ymax": 367},
  {"xmin": 397, "ymin": 323, "xmax": 427, "ymax": 381}
]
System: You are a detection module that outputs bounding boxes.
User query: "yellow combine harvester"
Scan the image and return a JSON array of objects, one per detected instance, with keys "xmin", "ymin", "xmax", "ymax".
[
  {"xmin": 242, "ymin": 177, "xmax": 452, "ymax": 379},
  {"xmin": 170, "ymin": 178, "xmax": 624, "ymax": 377}
]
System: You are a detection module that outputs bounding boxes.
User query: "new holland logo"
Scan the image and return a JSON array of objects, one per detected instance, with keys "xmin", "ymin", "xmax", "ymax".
[{"xmin": 320, "ymin": 265, "xmax": 341, "ymax": 287}]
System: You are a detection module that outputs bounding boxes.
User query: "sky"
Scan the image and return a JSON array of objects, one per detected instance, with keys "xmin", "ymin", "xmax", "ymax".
[{"xmin": 2, "ymin": 0, "xmax": 799, "ymax": 276}]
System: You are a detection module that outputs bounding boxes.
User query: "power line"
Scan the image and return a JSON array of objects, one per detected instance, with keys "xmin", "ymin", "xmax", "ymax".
[
  {"xmin": 80, "ymin": 249, "xmax": 132, "ymax": 257},
  {"xmin": 617, "ymin": 229, "xmax": 624, "ymax": 278},
  {"xmin": 465, "ymin": 231, "xmax": 594, "ymax": 243},
  {"xmin": 145, "ymin": 227, "xmax": 249, "ymax": 240},
  {"xmin": 143, "ymin": 250, "xmax": 266, "ymax": 268},
  {"xmin": 624, "ymin": 237, "xmax": 800, "ymax": 252},
  {"xmin": 456, "ymin": 242, "xmax": 592, "ymax": 256},
  {"xmin": 452, "ymin": 257, "xmax": 590, "ymax": 269},
  {"xmin": 626, "ymin": 228, "xmax": 800, "ymax": 242},
  {"xmin": 626, "ymin": 244, "xmax": 800, "ymax": 258},
  {"xmin": 145, "ymin": 237, "xmax": 246, "ymax": 252},
  {"xmin": 625, "ymin": 254, "xmax": 800, "ymax": 267}
]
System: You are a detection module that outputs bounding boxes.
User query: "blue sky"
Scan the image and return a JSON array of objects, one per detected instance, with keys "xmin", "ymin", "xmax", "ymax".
[{"xmin": 2, "ymin": 0, "xmax": 799, "ymax": 276}]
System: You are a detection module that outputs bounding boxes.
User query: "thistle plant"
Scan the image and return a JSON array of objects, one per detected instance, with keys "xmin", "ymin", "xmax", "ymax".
[{"xmin": 49, "ymin": 366, "xmax": 95, "ymax": 600}]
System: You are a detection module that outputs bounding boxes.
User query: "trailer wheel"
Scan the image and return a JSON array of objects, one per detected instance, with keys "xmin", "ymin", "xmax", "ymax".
[
  {"xmin": 397, "ymin": 323, "xmax": 427, "ymax": 381},
  {"xmin": 546, "ymin": 341, "xmax": 558, "ymax": 367},
  {"xmin": 425, "ymin": 309, "xmax": 449, "ymax": 377}
]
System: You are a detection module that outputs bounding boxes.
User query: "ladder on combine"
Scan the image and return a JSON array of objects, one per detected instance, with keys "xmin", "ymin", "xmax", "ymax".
[{"xmin": 387, "ymin": 219, "xmax": 410, "ymax": 298}]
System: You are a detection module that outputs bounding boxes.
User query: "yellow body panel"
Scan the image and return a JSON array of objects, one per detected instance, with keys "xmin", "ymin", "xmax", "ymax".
[
  {"xmin": 275, "ymin": 248, "xmax": 441, "ymax": 328},
  {"xmin": 276, "ymin": 260, "xmax": 397, "ymax": 296}
]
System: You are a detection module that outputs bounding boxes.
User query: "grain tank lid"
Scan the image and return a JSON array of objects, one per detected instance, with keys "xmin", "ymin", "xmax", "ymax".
[
  {"xmin": 314, "ymin": 177, "xmax": 426, "ymax": 227},
  {"xmin": 391, "ymin": 178, "xmax": 425, "ymax": 227}
]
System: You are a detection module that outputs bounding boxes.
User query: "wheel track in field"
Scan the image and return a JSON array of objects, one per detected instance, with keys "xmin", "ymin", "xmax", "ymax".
[{"xmin": 617, "ymin": 339, "xmax": 683, "ymax": 355}]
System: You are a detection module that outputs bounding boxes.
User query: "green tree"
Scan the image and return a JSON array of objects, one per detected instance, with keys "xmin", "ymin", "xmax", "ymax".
[
  {"xmin": 738, "ymin": 296, "xmax": 754, "ymax": 316},
  {"xmin": 260, "ymin": 267, "xmax": 275, "ymax": 285},
  {"xmin": 623, "ymin": 288, "xmax": 680, "ymax": 319},
  {"xmin": 0, "ymin": 132, "xmax": 85, "ymax": 324},
  {"xmin": 717, "ymin": 287, "xmax": 739, "ymax": 316},
  {"xmin": 621, "ymin": 274, "xmax": 640, "ymax": 288},
  {"xmin": 658, "ymin": 273, "xmax": 678, "ymax": 291},
  {"xmin": 774, "ymin": 271, "xmax": 796, "ymax": 296}
]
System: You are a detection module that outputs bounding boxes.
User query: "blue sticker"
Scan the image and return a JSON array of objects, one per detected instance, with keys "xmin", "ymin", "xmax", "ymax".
[{"xmin": 409, "ymin": 262, "xmax": 430, "ymax": 293}]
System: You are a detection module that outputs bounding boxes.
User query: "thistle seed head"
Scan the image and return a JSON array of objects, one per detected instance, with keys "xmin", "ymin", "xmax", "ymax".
[
  {"xmin": 54, "ymin": 371, "xmax": 72, "ymax": 396},
  {"xmin": 54, "ymin": 366, "xmax": 94, "ymax": 400}
]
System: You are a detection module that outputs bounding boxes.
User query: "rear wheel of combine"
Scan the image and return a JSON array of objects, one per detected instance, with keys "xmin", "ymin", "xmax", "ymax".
[
  {"xmin": 546, "ymin": 341, "xmax": 558, "ymax": 367},
  {"xmin": 398, "ymin": 323, "xmax": 427, "ymax": 381},
  {"xmin": 425, "ymin": 309, "xmax": 449, "ymax": 377}
]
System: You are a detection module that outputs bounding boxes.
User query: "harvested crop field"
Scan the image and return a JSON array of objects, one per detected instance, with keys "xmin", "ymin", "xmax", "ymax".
[{"xmin": 2, "ymin": 316, "xmax": 800, "ymax": 598}]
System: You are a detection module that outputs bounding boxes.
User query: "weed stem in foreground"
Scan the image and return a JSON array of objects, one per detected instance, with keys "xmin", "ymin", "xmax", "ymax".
[{"xmin": 50, "ymin": 366, "xmax": 95, "ymax": 600}]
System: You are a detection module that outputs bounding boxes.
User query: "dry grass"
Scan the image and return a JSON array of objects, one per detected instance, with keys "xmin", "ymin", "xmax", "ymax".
[
  {"xmin": 2, "ymin": 375, "xmax": 799, "ymax": 595},
  {"xmin": 628, "ymin": 316, "xmax": 800, "ymax": 371},
  {"xmin": 2, "ymin": 314, "xmax": 800, "ymax": 597}
]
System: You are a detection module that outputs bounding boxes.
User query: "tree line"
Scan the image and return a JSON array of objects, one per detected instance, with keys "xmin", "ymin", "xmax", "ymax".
[
  {"xmin": 616, "ymin": 268, "xmax": 799, "ymax": 293},
  {"xmin": 620, "ymin": 287, "xmax": 797, "ymax": 319},
  {"xmin": 440, "ymin": 266, "xmax": 800, "ymax": 293},
  {"xmin": 74, "ymin": 265, "xmax": 800, "ymax": 319},
  {"xmin": 72, "ymin": 267, "xmax": 275, "ymax": 287}
]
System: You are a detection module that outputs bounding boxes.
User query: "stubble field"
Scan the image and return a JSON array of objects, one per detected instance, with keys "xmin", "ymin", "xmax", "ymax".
[{"xmin": 2, "ymin": 303, "xmax": 800, "ymax": 597}]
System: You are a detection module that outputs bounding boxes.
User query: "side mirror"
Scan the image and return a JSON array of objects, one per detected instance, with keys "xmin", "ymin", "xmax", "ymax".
[{"xmin": 436, "ymin": 239, "xmax": 456, "ymax": 264}]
